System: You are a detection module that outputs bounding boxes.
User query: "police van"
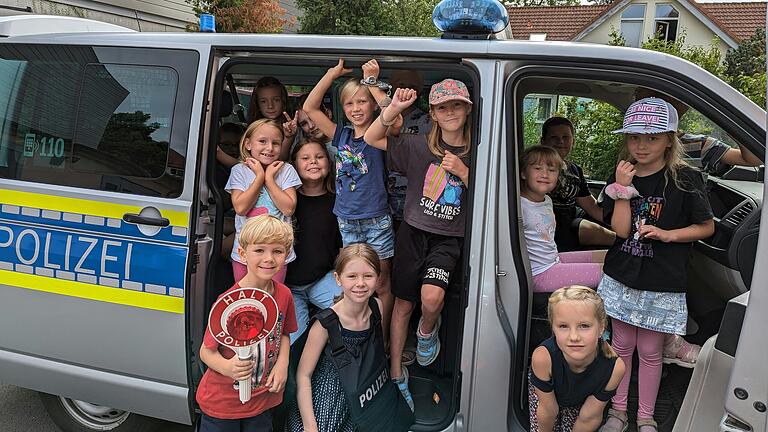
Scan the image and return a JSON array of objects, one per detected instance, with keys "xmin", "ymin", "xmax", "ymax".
[{"xmin": 0, "ymin": 2, "xmax": 766, "ymax": 431}]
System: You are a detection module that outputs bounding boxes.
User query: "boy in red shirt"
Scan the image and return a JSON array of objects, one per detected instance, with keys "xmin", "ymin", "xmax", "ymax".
[{"xmin": 197, "ymin": 214, "xmax": 298, "ymax": 431}]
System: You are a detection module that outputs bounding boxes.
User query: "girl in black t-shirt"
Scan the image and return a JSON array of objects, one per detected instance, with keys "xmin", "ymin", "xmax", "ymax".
[
  {"xmin": 530, "ymin": 286, "xmax": 624, "ymax": 432},
  {"xmin": 597, "ymin": 98, "xmax": 714, "ymax": 432}
]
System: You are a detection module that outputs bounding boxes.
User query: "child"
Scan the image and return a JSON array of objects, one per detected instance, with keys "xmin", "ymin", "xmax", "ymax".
[
  {"xmin": 285, "ymin": 139, "xmax": 343, "ymax": 344},
  {"xmin": 530, "ymin": 286, "xmax": 625, "ymax": 432},
  {"xmin": 196, "ymin": 215, "xmax": 298, "ymax": 432},
  {"xmin": 303, "ymin": 59, "xmax": 396, "ymax": 339},
  {"xmin": 520, "ymin": 145, "xmax": 605, "ymax": 293},
  {"xmin": 288, "ymin": 243, "xmax": 413, "ymax": 432},
  {"xmin": 248, "ymin": 76, "xmax": 298, "ymax": 157},
  {"xmin": 287, "ymin": 93, "xmax": 335, "ymax": 162},
  {"xmin": 598, "ymin": 98, "xmax": 714, "ymax": 432},
  {"xmin": 363, "ymin": 81, "xmax": 472, "ymax": 410},
  {"xmin": 226, "ymin": 119, "xmax": 302, "ymax": 283}
]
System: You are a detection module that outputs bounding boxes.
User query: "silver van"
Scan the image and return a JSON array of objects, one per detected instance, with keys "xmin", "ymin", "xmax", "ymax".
[{"xmin": 0, "ymin": 8, "xmax": 765, "ymax": 432}]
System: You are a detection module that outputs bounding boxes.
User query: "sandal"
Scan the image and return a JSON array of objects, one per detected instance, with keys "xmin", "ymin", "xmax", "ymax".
[
  {"xmin": 662, "ymin": 335, "xmax": 701, "ymax": 368},
  {"xmin": 599, "ymin": 409, "xmax": 628, "ymax": 432},
  {"xmin": 637, "ymin": 417, "xmax": 658, "ymax": 432}
]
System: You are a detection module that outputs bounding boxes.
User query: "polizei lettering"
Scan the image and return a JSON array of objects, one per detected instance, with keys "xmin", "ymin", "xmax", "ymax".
[{"xmin": 359, "ymin": 369, "xmax": 389, "ymax": 408}]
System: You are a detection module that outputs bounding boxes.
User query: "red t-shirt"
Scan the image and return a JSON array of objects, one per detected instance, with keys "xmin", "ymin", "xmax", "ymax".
[{"xmin": 196, "ymin": 281, "xmax": 297, "ymax": 419}]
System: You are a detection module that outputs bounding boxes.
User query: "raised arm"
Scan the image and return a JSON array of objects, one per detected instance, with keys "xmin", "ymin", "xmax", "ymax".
[
  {"xmin": 303, "ymin": 59, "xmax": 351, "ymax": 141},
  {"xmin": 609, "ymin": 161, "xmax": 636, "ymax": 239},
  {"xmin": 364, "ymin": 88, "xmax": 417, "ymax": 151}
]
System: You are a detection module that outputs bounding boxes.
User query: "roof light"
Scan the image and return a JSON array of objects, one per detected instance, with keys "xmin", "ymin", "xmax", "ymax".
[{"xmin": 433, "ymin": 0, "xmax": 509, "ymax": 37}]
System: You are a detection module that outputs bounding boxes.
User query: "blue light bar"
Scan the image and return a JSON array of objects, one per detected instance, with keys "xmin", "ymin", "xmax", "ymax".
[
  {"xmin": 200, "ymin": 14, "xmax": 216, "ymax": 33},
  {"xmin": 433, "ymin": 0, "xmax": 510, "ymax": 35}
]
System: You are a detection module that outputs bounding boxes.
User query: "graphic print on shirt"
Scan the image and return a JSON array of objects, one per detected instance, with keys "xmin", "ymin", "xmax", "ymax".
[
  {"xmin": 231, "ymin": 311, "xmax": 286, "ymax": 391},
  {"xmin": 336, "ymin": 143, "xmax": 369, "ymax": 192},
  {"xmin": 535, "ymin": 211, "xmax": 555, "ymax": 242},
  {"xmin": 620, "ymin": 195, "xmax": 665, "ymax": 257},
  {"xmin": 420, "ymin": 162, "xmax": 464, "ymax": 221},
  {"xmin": 551, "ymin": 171, "xmax": 580, "ymax": 206}
]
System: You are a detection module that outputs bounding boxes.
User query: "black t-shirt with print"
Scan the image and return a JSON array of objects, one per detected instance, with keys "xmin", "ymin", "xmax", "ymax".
[
  {"xmin": 602, "ymin": 166, "xmax": 713, "ymax": 293},
  {"xmin": 285, "ymin": 192, "xmax": 342, "ymax": 286},
  {"xmin": 549, "ymin": 160, "xmax": 590, "ymax": 220}
]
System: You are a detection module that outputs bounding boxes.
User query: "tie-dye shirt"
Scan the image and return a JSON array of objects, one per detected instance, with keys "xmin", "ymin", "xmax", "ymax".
[{"xmin": 386, "ymin": 134, "xmax": 470, "ymax": 237}]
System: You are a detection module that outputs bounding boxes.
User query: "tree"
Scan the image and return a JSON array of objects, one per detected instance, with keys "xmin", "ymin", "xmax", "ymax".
[
  {"xmin": 185, "ymin": 0, "xmax": 291, "ymax": 33},
  {"xmin": 295, "ymin": 0, "xmax": 439, "ymax": 37},
  {"xmin": 725, "ymin": 28, "xmax": 766, "ymax": 78}
]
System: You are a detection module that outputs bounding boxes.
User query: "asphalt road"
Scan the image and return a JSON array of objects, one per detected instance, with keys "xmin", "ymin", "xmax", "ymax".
[{"xmin": 0, "ymin": 382, "xmax": 193, "ymax": 432}]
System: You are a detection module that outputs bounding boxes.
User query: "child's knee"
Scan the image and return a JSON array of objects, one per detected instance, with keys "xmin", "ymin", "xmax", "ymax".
[{"xmin": 420, "ymin": 286, "xmax": 445, "ymax": 310}]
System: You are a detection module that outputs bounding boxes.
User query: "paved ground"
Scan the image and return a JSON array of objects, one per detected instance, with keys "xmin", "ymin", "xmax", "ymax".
[{"xmin": 0, "ymin": 383, "xmax": 193, "ymax": 432}]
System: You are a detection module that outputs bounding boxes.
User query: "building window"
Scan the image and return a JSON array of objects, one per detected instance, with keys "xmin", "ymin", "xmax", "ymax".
[
  {"xmin": 654, "ymin": 4, "xmax": 679, "ymax": 42},
  {"xmin": 620, "ymin": 4, "xmax": 646, "ymax": 48},
  {"xmin": 523, "ymin": 94, "xmax": 557, "ymax": 123}
]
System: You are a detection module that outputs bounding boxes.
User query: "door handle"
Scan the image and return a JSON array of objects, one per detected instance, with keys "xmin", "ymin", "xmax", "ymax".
[{"xmin": 123, "ymin": 213, "xmax": 170, "ymax": 227}]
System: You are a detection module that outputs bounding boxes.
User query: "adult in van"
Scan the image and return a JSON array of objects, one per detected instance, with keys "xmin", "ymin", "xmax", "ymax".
[{"xmin": 541, "ymin": 116, "xmax": 615, "ymax": 252}]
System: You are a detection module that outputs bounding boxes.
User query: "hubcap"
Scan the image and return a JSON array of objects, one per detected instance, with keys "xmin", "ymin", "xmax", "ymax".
[{"xmin": 60, "ymin": 397, "xmax": 130, "ymax": 430}]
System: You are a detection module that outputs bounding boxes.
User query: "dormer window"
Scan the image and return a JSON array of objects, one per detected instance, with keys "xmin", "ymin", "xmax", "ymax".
[
  {"xmin": 654, "ymin": 4, "xmax": 679, "ymax": 42},
  {"xmin": 620, "ymin": 4, "xmax": 646, "ymax": 47}
]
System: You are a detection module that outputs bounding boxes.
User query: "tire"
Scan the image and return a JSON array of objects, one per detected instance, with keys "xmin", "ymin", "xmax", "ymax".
[{"xmin": 39, "ymin": 392, "xmax": 161, "ymax": 432}]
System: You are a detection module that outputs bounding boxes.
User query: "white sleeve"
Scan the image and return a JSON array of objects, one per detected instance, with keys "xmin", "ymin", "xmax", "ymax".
[
  {"xmin": 225, "ymin": 163, "xmax": 254, "ymax": 193},
  {"xmin": 276, "ymin": 163, "xmax": 303, "ymax": 190}
]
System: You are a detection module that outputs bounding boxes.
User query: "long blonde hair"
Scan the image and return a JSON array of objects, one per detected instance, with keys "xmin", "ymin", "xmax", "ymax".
[
  {"xmin": 238, "ymin": 119, "xmax": 284, "ymax": 162},
  {"xmin": 427, "ymin": 105, "xmax": 472, "ymax": 159},
  {"xmin": 619, "ymin": 132, "xmax": 694, "ymax": 194},
  {"xmin": 547, "ymin": 285, "xmax": 617, "ymax": 359}
]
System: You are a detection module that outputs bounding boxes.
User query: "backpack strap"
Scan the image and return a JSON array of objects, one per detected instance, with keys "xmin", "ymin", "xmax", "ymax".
[
  {"xmin": 368, "ymin": 297, "xmax": 381, "ymax": 328},
  {"xmin": 316, "ymin": 308, "xmax": 350, "ymax": 367}
]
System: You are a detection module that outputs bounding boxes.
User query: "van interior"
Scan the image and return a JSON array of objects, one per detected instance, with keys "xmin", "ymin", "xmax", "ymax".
[{"xmin": 191, "ymin": 57, "xmax": 762, "ymax": 431}]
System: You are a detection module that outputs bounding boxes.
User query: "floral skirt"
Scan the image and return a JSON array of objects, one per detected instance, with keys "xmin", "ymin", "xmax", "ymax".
[
  {"xmin": 597, "ymin": 274, "xmax": 687, "ymax": 335},
  {"xmin": 528, "ymin": 373, "xmax": 580, "ymax": 432}
]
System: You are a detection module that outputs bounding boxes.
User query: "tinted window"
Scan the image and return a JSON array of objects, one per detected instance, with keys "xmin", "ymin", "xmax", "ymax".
[{"xmin": 0, "ymin": 45, "xmax": 197, "ymax": 197}]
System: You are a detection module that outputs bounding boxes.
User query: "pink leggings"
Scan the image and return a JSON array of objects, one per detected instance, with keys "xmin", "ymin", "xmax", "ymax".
[
  {"xmin": 611, "ymin": 318, "xmax": 665, "ymax": 419},
  {"xmin": 232, "ymin": 261, "xmax": 287, "ymax": 285},
  {"xmin": 532, "ymin": 251, "xmax": 603, "ymax": 293}
]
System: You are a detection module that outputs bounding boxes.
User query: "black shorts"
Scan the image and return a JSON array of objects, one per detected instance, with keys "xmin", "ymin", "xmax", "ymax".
[{"xmin": 391, "ymin": 222, "xmax": 463, "ymax": 302}]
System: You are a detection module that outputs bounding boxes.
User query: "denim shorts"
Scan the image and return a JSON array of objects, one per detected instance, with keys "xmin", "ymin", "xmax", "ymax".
[{"xmin": 337, "ymin": 214, "xmax": 395, "ymax": 259}]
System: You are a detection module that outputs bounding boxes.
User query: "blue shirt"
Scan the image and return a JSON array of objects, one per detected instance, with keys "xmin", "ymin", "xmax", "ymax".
[{"xmin": 332, "ymin": 126, "xmax": 388, "ymax": 219}]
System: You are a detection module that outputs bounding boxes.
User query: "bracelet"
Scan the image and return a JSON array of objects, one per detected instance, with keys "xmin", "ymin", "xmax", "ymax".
[
  {"xmin": 360, "ymin": 77, "xmax": 392, "ymax": 93},
  {"xmin": 605, "ymin": 182, "xmax": 640, "ymax": 200},
  {"xmin": 380, "ymin": 113, "xmax": 397, "ymax": 127}
]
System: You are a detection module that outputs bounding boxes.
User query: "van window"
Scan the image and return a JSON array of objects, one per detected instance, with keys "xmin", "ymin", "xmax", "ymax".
[{"xmin": 0, "ymin": 45, "xmax": 184, "ymax": 197}]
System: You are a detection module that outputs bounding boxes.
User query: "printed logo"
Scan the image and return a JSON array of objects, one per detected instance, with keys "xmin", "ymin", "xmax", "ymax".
[
  {"xmin": 620, "ymin": 196, "xmax": 665, "ymax": 257},
  {"xmin": 419, "ymin": 162, "xmax": 464, "ymax": 221}
]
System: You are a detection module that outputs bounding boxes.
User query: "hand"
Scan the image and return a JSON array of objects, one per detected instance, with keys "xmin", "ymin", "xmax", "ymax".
[
  {"xmin": 329, "ymin": 58, "xmax": 353, "ymax": 79},
  {"xmin": 389, "ymin": 88, "xmax": 418, "ymax": 113},
  {"xmin": 442, "ymin": 151, "xmax": 468, "ymax": 182},
  {"xmin": 638, "ymin": 223, "xmax": 673, "ymax": 242},
  {"xmin": 282, "ymin": 111, "xmax": 298, "ymax": 138},
  {"xmin": 615, "ymin": 160, "xmax": 636, "ymax": 187},
  {"xmin": 223, "ymin": 356, "xmax": 255, "ymax": 381},
  {"xmin": 245, "ymin": 157, "xmax": 264, "ymax": 178},
  {"xmin": 362, "ymin": 59, "xmax": 380, "ymax": 80},
  {"xmin": 265, "ymin": 161, "xmax": 284, "ymax": 180},
  {"xmin": 266, "ymin": 363, "xmax": 288, "ymax": 393}
]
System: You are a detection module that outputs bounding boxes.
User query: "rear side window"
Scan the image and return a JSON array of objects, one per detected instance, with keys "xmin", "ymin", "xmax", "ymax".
[{"xmin": 0, "ymin": 45, "xmax": 198, "ymax": 197}]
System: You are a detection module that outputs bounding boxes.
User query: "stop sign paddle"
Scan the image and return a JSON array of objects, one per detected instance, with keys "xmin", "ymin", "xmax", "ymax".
[{"xmin": 208, "ymin": 287, "xmax": 279, "ymax": 403}]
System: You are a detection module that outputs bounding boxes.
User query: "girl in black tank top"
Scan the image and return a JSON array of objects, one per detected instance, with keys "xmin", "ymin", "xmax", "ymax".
[{"xmin": 529, "ymin": 286, "xmax": 625, "ymax": 432}]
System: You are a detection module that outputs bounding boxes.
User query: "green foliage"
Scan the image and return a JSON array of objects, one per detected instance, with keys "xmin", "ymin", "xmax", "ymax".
[
  {"xmin": 556, "ymin": 97, "xmax": 623, "ymax": 181},
  {"xmin": 725, "ymin": 28, "xmax": 766, "ymax": 78},
  {"xmin": 523, "ymin": 108, "xmax": 540, "ymax": 147},
  {"xmin": 295, "ymin": 0, "xmax": 440, "ymax": 37},
  {"xmin": 185, "ymin": 0, "xmax": 290, "ymax": 33},
  {"xmin": 640, "ymin": 32, "xmax": 724, "ymax": 77},
  {"xmin": 608, "ymin": 26, "xmax": 626, "ymax": 47}
]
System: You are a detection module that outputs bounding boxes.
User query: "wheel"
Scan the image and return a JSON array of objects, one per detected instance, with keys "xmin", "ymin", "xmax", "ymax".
[{"xmin": 39, "ymin": 392, "xmax": 161, "ymax": 432}]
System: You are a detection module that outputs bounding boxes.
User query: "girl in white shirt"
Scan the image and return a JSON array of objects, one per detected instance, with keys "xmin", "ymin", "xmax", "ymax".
[{"xmin": 520, "ymin": 146, "xmax": 604, "ymax": 293}]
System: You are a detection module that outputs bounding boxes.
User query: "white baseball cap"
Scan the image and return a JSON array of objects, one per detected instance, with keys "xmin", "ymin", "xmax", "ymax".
[{"xmin": 613, "ymin": 97, "xmax": 679, "ymax": 134}]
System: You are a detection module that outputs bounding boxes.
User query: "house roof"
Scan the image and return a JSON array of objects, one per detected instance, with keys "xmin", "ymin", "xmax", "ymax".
[{"xmin": 507, "ymin": 1, "xmax": 765, "ymax": 44}]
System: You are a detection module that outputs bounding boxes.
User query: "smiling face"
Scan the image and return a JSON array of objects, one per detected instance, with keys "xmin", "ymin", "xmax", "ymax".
[
  {"xmin": 245, "ymin": 124, "xmax": 282, "ymax": 165},
  {"xmin": 342, "ymin": 87, "xmax": 376, "ymax": 127},
  {"xmin": 294, "ymin": 142, "xmax": 329, "ymax": 183},
  {"xmin": 334, "ymin": 257, "xmax": 378, "ymax": 304},
  {"xmin": 256, "ymin": 85, "xmax": 284, "ymax": 120},
  {"xmin": 430, "ymin": 100, "xmax": 470, "ymax": 133},
  {"xmin": 551, "ymin": 300, "xmax": 603, "ymax": 369},
  {"xmin": 522, "ymin": 158, "xmax": 560, "ymax": 197},
  {"xmin": 297, "ymin": 109, "xmax": 327, "ymax": 141},
  {"xmin": 542, "ymin": 124, "xmax": 574, "ymax": 160},
  {"xmin": 627, "ymin": 133, "xmax": 671, "ymax": 168},
  {"xmin": 238, "ymin": 242, "xmax": 287, "ymax": 283}
]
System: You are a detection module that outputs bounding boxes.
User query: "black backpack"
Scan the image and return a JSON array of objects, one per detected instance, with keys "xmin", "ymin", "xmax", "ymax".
[{"xmin": 316, "ymin": 298, "xmax": 414, "ymax": 432}]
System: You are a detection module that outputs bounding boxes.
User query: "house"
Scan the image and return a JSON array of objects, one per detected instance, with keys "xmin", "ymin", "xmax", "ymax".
[
  {"xmin": 507, "ymin": 0, "xmax": 765, "ymax": 55},
  {"xmin": 0, "ymin": 0, "xmax": 302, "ymax": 32}
]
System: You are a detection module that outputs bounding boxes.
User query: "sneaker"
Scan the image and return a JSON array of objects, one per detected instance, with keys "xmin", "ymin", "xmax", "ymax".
[
  {"xmin": 393, "ymin": 366, "xmax": 414, "ymax": 412},
  {"xmin": 416, "ymin": 316, "xmax": 441, "ymax": 366},
  {"xmin": 662, "ymin": 334, "xmax": 701, "ymax": 368}
]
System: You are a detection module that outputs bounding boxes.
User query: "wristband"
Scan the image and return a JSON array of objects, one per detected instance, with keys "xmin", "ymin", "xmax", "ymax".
[{"xmin": 605, "ymin": 182, "xmax": 639, "ymax": 200}]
